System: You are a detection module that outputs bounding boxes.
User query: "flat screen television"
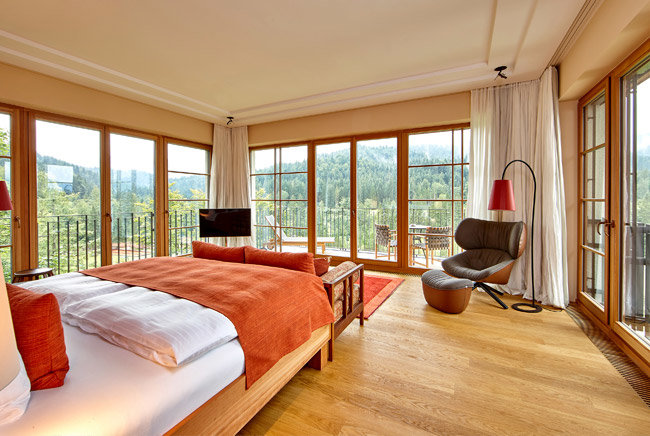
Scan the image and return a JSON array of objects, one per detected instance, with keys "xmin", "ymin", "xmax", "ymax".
[{"xmin": 199, "ymin": 208, "xmax": 251, "ymax": 238}]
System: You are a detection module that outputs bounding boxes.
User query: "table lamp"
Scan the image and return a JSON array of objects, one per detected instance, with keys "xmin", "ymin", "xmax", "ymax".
[
  {"xmin": 0, "ymin": 180, "xmax": 30, "ymax": 424},
  {"xmin": 488, "ymin": 160, "xmax": 542, "ymax": 313}
]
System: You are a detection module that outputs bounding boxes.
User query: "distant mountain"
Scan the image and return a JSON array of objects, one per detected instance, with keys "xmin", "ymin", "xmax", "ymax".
[{"xmin": 37, "ymin": 154, "xmax": 204, "ymax": 200}]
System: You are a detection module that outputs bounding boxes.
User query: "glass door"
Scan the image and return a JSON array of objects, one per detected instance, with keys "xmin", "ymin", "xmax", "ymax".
[
  {"xmin": 35, "ymin": 119, "xmax": 102, "ymax": 274},
  {"xmin": 109, "ymin": 132, "xmax": 156, "ymax": 263},
  {"xmin": 356, "ymin": 136, "xmax": 398, "ymax": 262},
  {"xmin": 619, "ymin": 53, "xmax": 650, "ymax": 345},
  {"xmin": 578, "ymin": 83, "xmax": 610, "ymax": 323},
  {"xmin": 167, "ymin": 142, "xmax": 210, "ymax": 256},
  {"xmin": 316, "ymin": 141, "xmax": 351, "ymax": 257},
  {"xmin": 250, "ymin": 145, "xmax": 308, "ymax": 252},
  {"xmin": 0, "ymin": 112, "xmax": 12, "ymax": 281},
  {"xmin": 407, "ymin": 128, "xmax": 469, "ymax": 269}
]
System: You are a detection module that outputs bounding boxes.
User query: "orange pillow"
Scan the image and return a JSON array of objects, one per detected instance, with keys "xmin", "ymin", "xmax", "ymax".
[
  {"xmin": 313, "ymin": 257, "xmax": 331, "ymax": 276},
  {"xmin": 244, "ymin": 246, "xmax": 316, "ymax": 275},
  {"xmin": 7, "ymin": 283, "xmax": 69, "ymax": 391},
  {"xmin": 192, "ymin": 241, "xmax": 245, "ymax": 263}
]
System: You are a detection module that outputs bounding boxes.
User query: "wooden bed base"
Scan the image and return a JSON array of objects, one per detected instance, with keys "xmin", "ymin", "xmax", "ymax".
[
  {"xmin": 322, "ymin": 264, "xmax": 365, "ymax": 360},
  {"xmin": 166, "ymin": 324, "xmax": 330, "ymax": 436}
]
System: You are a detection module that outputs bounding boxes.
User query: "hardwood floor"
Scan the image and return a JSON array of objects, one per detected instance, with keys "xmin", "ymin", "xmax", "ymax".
[{"xmin": 241, "ymin": 272, "xmax": 650, "ymax": 435}]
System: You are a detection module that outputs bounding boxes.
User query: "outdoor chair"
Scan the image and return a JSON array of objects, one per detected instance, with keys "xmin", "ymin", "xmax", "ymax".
[
  {"xmin": 265, "ymin": 215, "xmax": 335, "ymax": 253},
  {"xmin": 375, "ymin": 224, "xmax": 397, "ymax": 260},
  {"xmin": 411, "ymin": 226, "xmax": 451, "ymax": 267}
]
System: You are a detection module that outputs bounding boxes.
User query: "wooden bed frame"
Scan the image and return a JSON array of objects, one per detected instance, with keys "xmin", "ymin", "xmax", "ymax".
[
  {"xmin": 166, "ymin": 263, "xmax": 364, "ymax": 435},
  {"xmin": 166, "ymin": 324, "xmax": 330, "ymax": 435},
  {"xmin": 322, "ymin": 263, "xmax": 365, "ymax": 360}
]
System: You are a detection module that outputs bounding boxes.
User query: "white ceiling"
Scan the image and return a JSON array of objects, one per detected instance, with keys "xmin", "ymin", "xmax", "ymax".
[{"xmin": 0, "ymin": 0, "xmax": 585, "ymax": 125}]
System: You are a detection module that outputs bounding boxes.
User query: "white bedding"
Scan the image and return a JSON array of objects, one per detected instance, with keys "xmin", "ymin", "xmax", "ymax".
[
  {"xmin": 18, "ymin": 272, "xmax": 238, "ymax": 366},
  {"xmin": 1, "ymin": 323, "xmax": 245, "ymax": 435}
]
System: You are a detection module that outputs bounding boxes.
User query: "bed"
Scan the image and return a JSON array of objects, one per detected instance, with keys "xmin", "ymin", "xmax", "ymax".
[{"xmin": 2, "ymin": 257, "xmax": 336, "ymax": 435}]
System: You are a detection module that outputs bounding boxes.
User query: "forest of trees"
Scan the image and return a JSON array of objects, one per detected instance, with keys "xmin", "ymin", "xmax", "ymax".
[
  {"xmin": 0, "ymin": 125, "xmax": 648, "ymax": 279},
  {"xmin": 251, "ymin": 143, "xmax": 469, "ymax": 251}
]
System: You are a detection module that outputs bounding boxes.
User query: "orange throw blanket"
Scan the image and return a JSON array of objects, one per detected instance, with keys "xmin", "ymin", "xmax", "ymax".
[{"xmin": 81, "ymin": 257, "xmax": 333, "ymax": 388}]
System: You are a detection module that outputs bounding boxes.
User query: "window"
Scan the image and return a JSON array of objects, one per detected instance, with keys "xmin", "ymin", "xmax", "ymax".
[
  {"xmin": 250, "ymin": 145, "xmax": 308, "ymax": 252},
  {"xmin": 0, "ymin": 112, "xmax": 12, "ymax": 281},
  {"xmin": 36, "ymin": 119, "xmax": 101, "ymax": 274},
  {"xmin": 620, "ymin": 53, "xmax": 650, "ymax": 344},
  {"xmin": 407, "ymin": 127, "xmax": 469, "ymax": 268},
  {"xmin": 110, "ymin": 132, "xmax": 156, "ymax": 263},
  {"xmin": 316, "ymin": 142, "xmax": 351, "ymax": 256},
  {"xmin": 167, "ymin": 142, "xmax": 210, "ymax": 256},
  {"xmin": 357, "ymin": 137, "xmax": 398, "ymax": 261},
  {"xmin": 580, "ymin": 90, "xmax": 608, "ymax": 309}
]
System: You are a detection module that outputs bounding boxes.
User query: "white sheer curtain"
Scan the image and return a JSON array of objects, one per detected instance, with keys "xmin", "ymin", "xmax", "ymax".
[
  {"xmin": 467, "ymin": 66, "xmax": 569, "ymax": 308},
  {"xmin": 209, "ymin": 125, "xmax": 253, "ymax": 247}
]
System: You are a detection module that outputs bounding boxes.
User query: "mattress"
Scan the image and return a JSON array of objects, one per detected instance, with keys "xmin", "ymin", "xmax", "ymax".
[{"xmin": 2, "ymin": 322, "xmax": 245, "ymax": 435}]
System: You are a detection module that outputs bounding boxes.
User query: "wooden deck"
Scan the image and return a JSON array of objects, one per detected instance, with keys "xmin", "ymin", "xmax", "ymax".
[{"xmin": 241, "ymin": 272, "xmax": 650, "ymax": 435}]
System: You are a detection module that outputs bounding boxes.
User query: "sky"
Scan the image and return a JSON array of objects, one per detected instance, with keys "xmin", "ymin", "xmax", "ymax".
[{"xmin": 25, "ymin": 120, "xmax": 207, "ymax": 175}]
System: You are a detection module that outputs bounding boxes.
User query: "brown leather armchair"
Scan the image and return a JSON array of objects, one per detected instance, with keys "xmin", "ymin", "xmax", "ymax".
[{"xmin": 441, "ymin": 218, "xmax": 526, "ymax": 309}]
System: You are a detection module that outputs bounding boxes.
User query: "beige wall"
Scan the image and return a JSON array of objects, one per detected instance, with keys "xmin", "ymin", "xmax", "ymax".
[
  {"xmin": 248, "ymin": 92, "xmax": 470, "ymax": 145},
  {"xmin": 0, "ymin": 62, "xmax": 212, "ymax": 144},
  {"xmin": 559, "ymin": 0, "xmax": 650, "ymax": 100},
  {"xmin": 559, "ymin": 100, "xmax": 579, "ymax": 302}
]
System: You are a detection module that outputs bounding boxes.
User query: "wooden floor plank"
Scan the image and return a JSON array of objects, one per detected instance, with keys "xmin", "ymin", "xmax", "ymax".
[{"xmin": 241, "ymin": 272, "xmax": 650, "ymax": 435}]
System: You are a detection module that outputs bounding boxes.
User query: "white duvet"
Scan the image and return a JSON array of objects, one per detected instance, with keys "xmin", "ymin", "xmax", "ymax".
[{"xmin": 17, "ymin": 272, "xmax": 239, "ymax": 367}]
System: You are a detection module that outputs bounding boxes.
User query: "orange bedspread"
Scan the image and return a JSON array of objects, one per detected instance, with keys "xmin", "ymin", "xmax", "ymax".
[{"xmin": 80, "ymin": 257, "xmax": 333, "ymax": 387}]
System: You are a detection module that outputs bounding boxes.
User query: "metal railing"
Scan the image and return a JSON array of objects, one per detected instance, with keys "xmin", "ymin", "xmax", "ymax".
[
  {"xmin": 168, "ymin": 210, "xmax": 208, "ymax": 257},
  {"xmin": 253, "ymin": 206, "xmax": 455, "ymax": 253},
  {"xmin": 33, "ymin": 206, "xmax": 466, "ymax": 275},
  {"xmin": 38, "ymin": 212, "xmax": 157, "ymax": 274}
]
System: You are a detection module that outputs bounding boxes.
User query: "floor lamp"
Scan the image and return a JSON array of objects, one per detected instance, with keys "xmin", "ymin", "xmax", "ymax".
[{"xmin": 488, "ymin": 160, "xmax": 542, "ymax": 313}]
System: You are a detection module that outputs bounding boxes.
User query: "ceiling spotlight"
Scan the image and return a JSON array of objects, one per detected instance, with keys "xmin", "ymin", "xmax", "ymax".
[{"xmin": 494, "ymin": 66, "xmax": 508, "ymax": 80}]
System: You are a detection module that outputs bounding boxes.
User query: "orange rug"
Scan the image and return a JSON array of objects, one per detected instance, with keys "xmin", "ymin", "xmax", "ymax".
[{"xmin": 362, "ymin": 274, "xmax": 404, "ymax": 318}]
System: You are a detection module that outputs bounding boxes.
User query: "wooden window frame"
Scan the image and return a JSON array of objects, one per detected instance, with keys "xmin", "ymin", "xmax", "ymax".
[
  {"xmin": 0, "ymin": 105, "xmax": 24, "ymax": 278},
  {"xmin": 107, "ymin": 128, "xmax": 159, "ymax": 264},
  {"xmin": 163, "ymin": 138, "xmax": 212, "ymax": 257},
  {"xmin": 609, "ymin": 39, "xmax": 650, "ymax": 371},
  {"xmin": 0, "ymin": 103, "xmax": 211, "ymax": 272},
  {"xmin": 250, "ymin": 143, "xmax": 309, "ymax": 253},
  {"xmin": 577, "ymin": 38, "xmax": 650, "ymax": 375},
  {"xmin": 577, "ymin": 78, "xmax": 610, "ymax": 325},
  {"xmin": 406, "ymin": 126, "xmax": 470, "ymax": 268},
  {"xmin": 249, "ymin": 122, "xmax": 470, "ymax": 274}
]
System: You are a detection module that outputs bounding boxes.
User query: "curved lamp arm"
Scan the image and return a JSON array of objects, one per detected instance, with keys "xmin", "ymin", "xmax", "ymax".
[{"xmin": 501, "ymin": 159, "xmax": 540, "ymax": 312}]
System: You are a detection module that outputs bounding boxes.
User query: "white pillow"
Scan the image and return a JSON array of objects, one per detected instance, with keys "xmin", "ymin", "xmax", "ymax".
[{"xmin": 64, "ymin": 287, "xmax": 238, "ymax": 366}]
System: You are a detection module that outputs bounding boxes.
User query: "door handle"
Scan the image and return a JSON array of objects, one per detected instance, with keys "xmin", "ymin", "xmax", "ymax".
[
  {"xmin": 596, "ymin": 220, "xmax": 615, "ymax": 236},
  {"xmin": 105, "ymin": 213, "xmax": 112, "ymax": 222},
  {"xmin": 13, "ymin": 216, "xmax": 20, "ymax": 228}
]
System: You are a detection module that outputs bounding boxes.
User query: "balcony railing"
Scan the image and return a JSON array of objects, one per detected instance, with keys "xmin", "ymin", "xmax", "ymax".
[
  {"xmin": 253, "ymin": 206, "xmax": 454, "ymax": 253},
  {"xmin": 33, "ymin": 206, "xmax": 471, "ymax": 275},
  {"xmin": 38, "ymin": 212, "xmax": 157, "ymax": 274},
  {"xmin": 39, "ymin": 214, "xmax": 103, "ymax": 274}
]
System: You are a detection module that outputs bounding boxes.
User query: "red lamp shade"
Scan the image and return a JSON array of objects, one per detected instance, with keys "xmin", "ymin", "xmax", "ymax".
[
  {"xmin": 0, "ymin": 181, "xmax": 12, "ymax": 211},
  {"xmin": 488, "ymin": 179, "xmax": 515, "ymax": 211}
]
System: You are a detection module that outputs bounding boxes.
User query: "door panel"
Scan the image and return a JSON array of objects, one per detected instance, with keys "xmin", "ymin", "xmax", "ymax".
[
  {"xmin": 109, "ymin": 132, "xmax": 156, "ymax": 263},
  {"xmin": 35, "ymin": 119, "xmax": 102, "ymax": 274},
  {"xmin": 356, "ymin": 137, "xmax": 398, "ymax": 262},
  {"xmin": 619, "ymin": 53, "xmax": 650, "ymax": 345},
  {"xmin": 316, "ymin": 142, "xmax": 351, "ymax": 257},
  {"xmin": 0, "ymin": 112, "xmax": 12, "ymax": 281},
  {"xmin": 578, "ymin": 85, "xmax": 610, "ymax": 322}
]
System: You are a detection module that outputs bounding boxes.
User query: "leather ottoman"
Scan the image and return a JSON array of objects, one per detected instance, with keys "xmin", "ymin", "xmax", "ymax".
[{"xmin": 421, "ymin": 269, "xmax": 473, "ymax": 314}]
